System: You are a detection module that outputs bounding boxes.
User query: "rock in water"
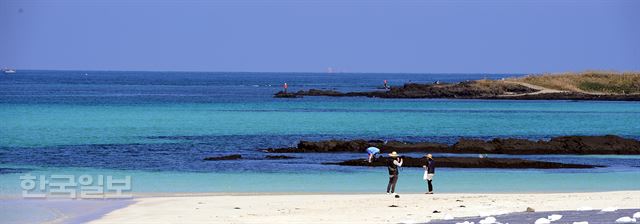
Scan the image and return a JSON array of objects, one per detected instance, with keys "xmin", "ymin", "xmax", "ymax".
[
  {"xmin": 265, "ymin": 155, "xmax": 297, "ymax": 160},
  {"xmin": 275, "ymin": 80, "xmax": 640, "ymax": 101},
  {"xmin": 325, "ymin": 156, "xmax": 598, "ymax": 169},
  {"xmin": 265, "ymin": 135, "xmax": 640, "ymax": 154},
  {"xmin": 204, "ymin": 154, "xmax": 242, "ymax": 161},
  {"xmin": 273, "ymin": 91, "xmax": 302, "ymax": 98}
]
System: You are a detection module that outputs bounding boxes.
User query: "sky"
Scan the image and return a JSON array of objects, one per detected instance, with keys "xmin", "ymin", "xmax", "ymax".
[{"xmin": 0, "ymin": 0, "xmax": 638, "ymax": 73}]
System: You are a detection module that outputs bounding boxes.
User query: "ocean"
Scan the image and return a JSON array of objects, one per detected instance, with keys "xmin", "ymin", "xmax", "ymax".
[{"xmin": 1, "ymin": 70, "xmax": 639, "ymax": 195}]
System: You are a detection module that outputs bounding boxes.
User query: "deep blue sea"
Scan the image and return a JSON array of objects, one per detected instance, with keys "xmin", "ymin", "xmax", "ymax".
[{"xmin": 1, "ymin": 70, "xmax": 639, "ymax": 195}]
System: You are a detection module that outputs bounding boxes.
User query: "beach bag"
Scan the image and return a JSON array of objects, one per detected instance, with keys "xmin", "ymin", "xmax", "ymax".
[{"xmin": 423, "ymin": 171, "xmax": 429, "ymax": 180}]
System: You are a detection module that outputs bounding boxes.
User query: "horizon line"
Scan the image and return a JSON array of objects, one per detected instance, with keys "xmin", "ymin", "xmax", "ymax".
[{"xmin": 5, "ymin": 68, "xmax": 637, "ymax": 76}]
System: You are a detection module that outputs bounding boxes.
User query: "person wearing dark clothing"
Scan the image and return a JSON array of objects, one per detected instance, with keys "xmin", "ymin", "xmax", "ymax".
[
  {"xmin": 422, "ymin": 154, "xmax": 436, "ymax": 194},
  {"xmin": 386, "ymin": 151, "xmax": 403, "ymax": 195}
]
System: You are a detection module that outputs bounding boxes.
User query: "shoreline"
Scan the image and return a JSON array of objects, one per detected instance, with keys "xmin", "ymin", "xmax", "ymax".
[
  {"xmin": 89, "ymin": 191, "xmax": 640, "ymax": 223},
  {"xmin": 274, "ymin": 73, "xmax": 640, "ymax": 101},
  {"xmin": 0, "ymin": 198, "xmax": 134, "ymax": 224},
  {"xmin": 277, "ymin": 89, "xmax": 640, "ymax": 101}
]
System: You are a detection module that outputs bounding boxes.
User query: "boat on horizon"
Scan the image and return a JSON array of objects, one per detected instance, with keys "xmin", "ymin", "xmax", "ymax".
[{"xmin": 3, "ymin": 68, "xmax": 16, "ymax": 74}]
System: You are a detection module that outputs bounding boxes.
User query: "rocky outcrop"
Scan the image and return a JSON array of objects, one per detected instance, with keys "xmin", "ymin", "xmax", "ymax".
[
  {"xmin": 265, "ymin": 155, "xmax": 297, "ymax": 160},
  {"xmin": 275, "ymin": 81, "xmax": 536, "ymax": 99},
  {"xmin": 452, "ymin": 135, "xmax": 640, "ymax": 154},
  {"xmin": 273, "ymin": 92, "xmax": 302, "ymax": 98},
  {"xmin": 264, "ymin": 135, "xmax": 640, "ymax": 155},
  {"xmin": 264, "ymin": 139, "xmax": 449, "ymax": 153},
  {"xmin": 204, "ymin": 154, "xmax": 242, "ymax": 161},
  {"xmin": 325, "ymin": 156, "xmax": 600, "ymax": 169},
  {"xmin": 273, "ymin": 81, "xmax": 640, "ymax": 101}
]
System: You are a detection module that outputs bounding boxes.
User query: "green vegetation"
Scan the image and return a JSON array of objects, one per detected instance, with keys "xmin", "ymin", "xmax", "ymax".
[{"xmin": 514, "ymin": 71, "xmax": 640, "ymax": 94}]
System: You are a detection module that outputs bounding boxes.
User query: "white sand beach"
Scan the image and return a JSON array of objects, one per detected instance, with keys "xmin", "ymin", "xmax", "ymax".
[{"xmin": 90, "ymin": 191, "xmax": 640, "ymax": 223}]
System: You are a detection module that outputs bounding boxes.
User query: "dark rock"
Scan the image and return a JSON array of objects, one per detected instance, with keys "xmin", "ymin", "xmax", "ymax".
[
  {"xmin": 265, "ymin": 139, "xmax": 448, "ymax": 153},
  {"xmin": 273, "ymin": 91, "xmax": 302, "ymax": 98},
  {"xmin": 265, "ymin": 155, "xmax": 297, "ymax": 160},
  {"xmin": 277, "ymin": 81, "xmax": 538, "ymax": 99},
  {"xmin": 204, "ymin": 154, "xmax": 242, "ymax": 161},
  {"xmin": 299, "ymin": 89, "xmax": 345, "ymax": 96},
  {"xmin": 323, "ymin": 156, "xmax": 600, "ymax": 169},
  {"xmin": 265, "ymin": 135, "xmax": 640, "ymax": 155},
  {"xmin": 452, "ymin": 135, "xmax": 640, "ymax": 154},
  {"xmin": 273, "ymin": 80, "xmax": 640, "ymax": 101}
]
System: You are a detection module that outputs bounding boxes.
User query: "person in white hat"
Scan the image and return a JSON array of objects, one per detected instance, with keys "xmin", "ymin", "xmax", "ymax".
[
  {"xmin": 423, "ymin": 154, "xmax": 436, "ymax": 194},
  {"xmin": 386, "ymin": 151, "xmax": 403, "ymax": 195}
]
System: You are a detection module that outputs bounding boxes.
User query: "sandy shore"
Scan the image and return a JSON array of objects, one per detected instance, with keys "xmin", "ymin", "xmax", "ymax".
[{"xmin": 90, "ymin": 191, "xmax": 640, "ymax": 223}]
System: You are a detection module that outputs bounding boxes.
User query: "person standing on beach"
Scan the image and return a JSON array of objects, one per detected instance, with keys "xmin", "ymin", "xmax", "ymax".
[
  {"xmin": 423, "ymin": 154, "xmax": 436, "ymax": 194},
  {"xmin": 366, "ymin": 147, "xmax": 380, "ymax": 163},
  {"xmin": 386, "ymin": 151, "xmax": 403, "ymax": 195}
]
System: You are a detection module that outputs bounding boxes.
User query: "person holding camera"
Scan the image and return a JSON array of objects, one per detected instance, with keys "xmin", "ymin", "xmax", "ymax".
[{"xmin": 386, "ymin": 151, "xmax": 403, "ymax": 195}]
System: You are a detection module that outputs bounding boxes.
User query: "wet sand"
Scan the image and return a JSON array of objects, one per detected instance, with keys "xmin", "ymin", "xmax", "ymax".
[{"xmin": 0, "ymin": 198, "xmax": 133, "ymax": 224}]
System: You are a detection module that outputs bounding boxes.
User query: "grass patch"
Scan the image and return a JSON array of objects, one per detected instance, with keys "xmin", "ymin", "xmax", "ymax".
[{"xmin": 513, "ymin": 71, "xmax": 640, "ymax": 94}]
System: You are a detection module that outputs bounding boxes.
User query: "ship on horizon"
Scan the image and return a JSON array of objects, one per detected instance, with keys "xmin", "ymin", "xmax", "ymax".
[{"xmin": 2, "ymin": 68, "xmax": 16, "ymax": 74}]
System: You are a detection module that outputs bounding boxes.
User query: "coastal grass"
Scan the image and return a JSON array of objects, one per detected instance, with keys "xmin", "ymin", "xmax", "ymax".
[{"xmin": 513, "ymin": 71, "xmax": 640, "ymax": 94}]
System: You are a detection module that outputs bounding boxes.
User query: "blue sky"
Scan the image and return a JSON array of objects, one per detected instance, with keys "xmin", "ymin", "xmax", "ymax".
[{"xmin": 1, "ymin": 0, "xmax": 638, "ymax": 73}]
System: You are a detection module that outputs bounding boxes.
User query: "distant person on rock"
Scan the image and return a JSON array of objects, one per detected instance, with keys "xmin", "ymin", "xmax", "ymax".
[
  {"xmin": 386, "ymin": 151, "xmax": 403, "ymax": 195},
  {"xmin": 423, "ymin": 154, "xmax": 436, "ymax": 194},
  {"xmin": 283, "ymin": 82, "xmax": 288, "ymax": 94},
  {"xmin": 366, "ymin": 147, "xmax": 380, "ymax": 163}
]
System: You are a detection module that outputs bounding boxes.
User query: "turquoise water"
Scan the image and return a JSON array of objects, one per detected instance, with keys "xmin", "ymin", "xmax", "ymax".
[
  {"xmin": 1, "ymin": 164, "xmax": 639, "ymax": 196},
  {"xmin": 3, "ymin": 100, "xmax": 639, "ymax": 147},
  {"xmin": 1, "ymin": 71, "xmax": 639, "ymax": 196}
]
